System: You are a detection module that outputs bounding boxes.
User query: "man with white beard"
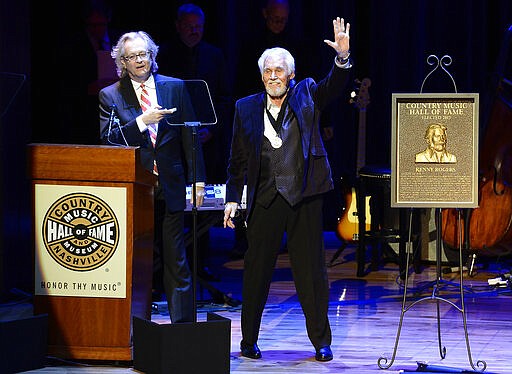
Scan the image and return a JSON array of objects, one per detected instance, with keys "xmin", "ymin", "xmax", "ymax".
[{"xmin": 223, "ymin": 17, "xmax": 353, "ymax": 362}]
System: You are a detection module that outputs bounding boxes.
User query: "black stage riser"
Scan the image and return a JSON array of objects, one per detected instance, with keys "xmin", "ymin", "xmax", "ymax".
[
  {"xmin": 0, "ymin": 314, "xmax": 48, "ymax": 374},
  {"xmin": 133, "ymin": 312, "xmax": 231, "ymax": 374}
]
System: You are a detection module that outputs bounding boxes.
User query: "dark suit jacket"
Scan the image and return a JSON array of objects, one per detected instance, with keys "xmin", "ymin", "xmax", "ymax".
[
  {"xmin": 225, "ymin": 63, "xmax": 350, "ymax": 220},
  {"xmin": 99, "ymin": 74, "xmax": 206, "ymax": 212}
]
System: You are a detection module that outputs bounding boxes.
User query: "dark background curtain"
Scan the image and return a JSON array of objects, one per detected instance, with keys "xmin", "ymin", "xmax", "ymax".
[{"xmin": 2, "ymin": 0, "xmax": 512, "ymax": 297}]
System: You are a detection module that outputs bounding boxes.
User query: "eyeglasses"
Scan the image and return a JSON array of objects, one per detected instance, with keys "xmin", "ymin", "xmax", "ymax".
[{"xmin": 122, "ymin": 51, "xmax": 150, "ymax": 62}]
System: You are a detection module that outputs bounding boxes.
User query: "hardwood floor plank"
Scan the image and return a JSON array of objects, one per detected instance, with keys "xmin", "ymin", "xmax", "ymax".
[{"xmin": 5, "ymin": 229, "xmax": 512, "ymax": 373}]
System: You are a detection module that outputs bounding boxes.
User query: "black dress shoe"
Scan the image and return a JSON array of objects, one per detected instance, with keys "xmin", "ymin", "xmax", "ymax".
[
  {"xmin": 240, "ymin": 342, "xmax": 261, "ymax": 359},
  {"xmin": 315, "ymin": 346, "xmax": 333, "ymax": 361}
]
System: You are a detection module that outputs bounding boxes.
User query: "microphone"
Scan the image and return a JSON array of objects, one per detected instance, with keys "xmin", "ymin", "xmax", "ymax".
[
  {"xmin": 108, "ymin": 103, "xmax": 117, "ymax": 125},
  {"xmin": 106, "ymin": 102, "xmax": 129, "ymax": 147},
  {"xmin": 106, "ymin": 103, "xmax": 117, "ymax": 145},
  {"xmin": 106, "ymin": 103, "xmax": 127, "ymax": 146}
]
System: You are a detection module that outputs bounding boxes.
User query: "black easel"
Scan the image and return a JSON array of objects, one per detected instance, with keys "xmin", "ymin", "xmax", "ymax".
[{"xmin": 378, "ymin": 56, "xmax": 486, "ymax": 372}]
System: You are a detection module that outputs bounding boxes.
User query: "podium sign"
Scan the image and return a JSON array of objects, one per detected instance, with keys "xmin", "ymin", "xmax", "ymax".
[
  {"xmin": 34, "ymin": 184, "xmax": 127, "ymax": 298},
  {"xmin": 28, "ymin": 144, "xmax": 155, "ymax": 360},
  {"xmin": 391, "ymin": 93, "xmax": 479, "ymax": 208}
]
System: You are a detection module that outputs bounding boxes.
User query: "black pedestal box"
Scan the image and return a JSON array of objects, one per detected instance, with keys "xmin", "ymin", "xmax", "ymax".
[
  {"xmin": 0, "ymin": 314, "xmax": 48, "ymax": 374},
  {"xmin": 133, "ymin": 312, "xmax": 231, "ymax": 374}
]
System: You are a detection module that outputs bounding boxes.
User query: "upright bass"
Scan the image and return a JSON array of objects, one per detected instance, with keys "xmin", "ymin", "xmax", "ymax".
[{"xmin": 442, "ymin": 30, "xmax": 512, "ymax": 254}]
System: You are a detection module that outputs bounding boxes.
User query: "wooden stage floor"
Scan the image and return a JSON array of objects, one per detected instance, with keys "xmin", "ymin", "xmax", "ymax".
[{"xmin": 3, "ymin": 228, "xmax": 512, "ymax": 373}]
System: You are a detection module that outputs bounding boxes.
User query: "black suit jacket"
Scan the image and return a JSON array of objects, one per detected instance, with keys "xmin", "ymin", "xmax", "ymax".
[
  {"xmin": 99, "ymin": 74, "xmax": 206, "ymax": 212},
  {"xmin": 225, "ymin": 63, "xmax": 350, "ymax": 220}
]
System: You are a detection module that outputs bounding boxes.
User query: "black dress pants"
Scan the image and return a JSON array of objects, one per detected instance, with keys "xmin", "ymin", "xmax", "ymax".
[
  {"xmin": 242, "ymin": 193, "xmax": 331, "ymax": 349},
  {"xmin": 153, "ymin": 186, "xmax": 194, "ymax": 323}
]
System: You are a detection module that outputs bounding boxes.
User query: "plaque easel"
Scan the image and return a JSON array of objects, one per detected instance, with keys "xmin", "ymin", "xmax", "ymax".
[{"xmin": 379, "ymin": 55, "xmax": 486, "ymax": 372}]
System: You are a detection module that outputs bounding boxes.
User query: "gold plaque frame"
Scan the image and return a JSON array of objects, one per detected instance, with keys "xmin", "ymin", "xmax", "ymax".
[{"xmin": 391, "ymin": 93, "xmax": 479, "ymax": 208}]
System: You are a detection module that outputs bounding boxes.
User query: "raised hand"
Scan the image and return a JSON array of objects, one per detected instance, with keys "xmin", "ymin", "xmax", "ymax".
[{"xmin": 323, "ymin": 17, "xmax": 350, "ymax": 58}]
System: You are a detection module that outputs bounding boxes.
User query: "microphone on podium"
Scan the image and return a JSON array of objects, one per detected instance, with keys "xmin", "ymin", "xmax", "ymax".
[
  {"xmin": 107, "ymin": 103, "xmax": 129, "ymax": 146},
  {"xmin": 108, "ymin": 103, "xmax": 117, "ymax": 124}
]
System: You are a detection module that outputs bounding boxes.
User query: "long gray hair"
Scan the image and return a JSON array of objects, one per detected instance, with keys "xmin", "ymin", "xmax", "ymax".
[{"xmin": 111, "ymin": 31, "xmax": 159, "ymax": 78}]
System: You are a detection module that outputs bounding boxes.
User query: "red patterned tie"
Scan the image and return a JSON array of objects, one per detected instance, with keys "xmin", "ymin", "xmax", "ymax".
[
  {"xmin": 140, "ymin": 83, "xmax": 152, "ymax": 112},
  {"xmin": 140, "ymin": 83, "xmax": 158, "ymax": 174}
]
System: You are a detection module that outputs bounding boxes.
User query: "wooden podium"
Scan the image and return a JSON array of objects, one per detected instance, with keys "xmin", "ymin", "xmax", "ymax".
[{"xmin": 28, "ymin": 144, "xmax": 155, "ymax": 361}]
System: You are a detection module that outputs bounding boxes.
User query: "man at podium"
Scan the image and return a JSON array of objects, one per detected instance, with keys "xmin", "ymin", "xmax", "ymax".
[{"xmin": 98, "ymin": 30, "xmax": 206, "ymax": 323}]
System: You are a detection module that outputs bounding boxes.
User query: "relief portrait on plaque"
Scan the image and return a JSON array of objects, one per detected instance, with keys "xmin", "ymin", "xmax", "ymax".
[
  {"xmin": 415, "ymin": 123, "xmax": 457, "ymax": 163},
  {"xmin": 391, "ymin": 93, "xmax": 479, "ymax": 208}
]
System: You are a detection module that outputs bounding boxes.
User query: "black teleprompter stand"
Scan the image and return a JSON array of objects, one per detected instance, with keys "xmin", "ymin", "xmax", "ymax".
[
  {"xmin": 133, "ymin": 80, "xmax": 230, "ymax": 374},
  {"xmin": 377, "ymin": 56, "xmax": 486, "ymax": 372}
]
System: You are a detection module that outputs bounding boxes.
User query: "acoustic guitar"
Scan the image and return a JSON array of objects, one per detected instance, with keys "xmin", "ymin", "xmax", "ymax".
[{"xmin": 336, "ymin": 78, "xmax": 372, "ymax": 242}]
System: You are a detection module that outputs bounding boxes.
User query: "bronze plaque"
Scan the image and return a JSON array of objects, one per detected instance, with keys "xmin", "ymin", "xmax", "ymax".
[{"xmin": 391, "ymin": 93, "xmax": 479, "ymax": 208}]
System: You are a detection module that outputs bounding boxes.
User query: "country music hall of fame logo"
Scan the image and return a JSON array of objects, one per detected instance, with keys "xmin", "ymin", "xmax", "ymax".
[{"xmin": 42, "ymin": 192, "xmax": 120, "ymax": 271}]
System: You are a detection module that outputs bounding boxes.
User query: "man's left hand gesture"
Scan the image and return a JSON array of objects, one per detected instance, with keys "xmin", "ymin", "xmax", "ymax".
[{"xmin": 324, "ymin": 17, "xmax": 350, "ymax": 59}]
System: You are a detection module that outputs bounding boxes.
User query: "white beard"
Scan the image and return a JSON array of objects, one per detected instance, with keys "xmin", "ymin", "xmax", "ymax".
[
  {"xmin": 265, "ymin": 77, "xmax": 290, "ymax": 98},
  {"xmin": 266, "ymin": 85, "xmax": 287, "ymax": 98}
]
